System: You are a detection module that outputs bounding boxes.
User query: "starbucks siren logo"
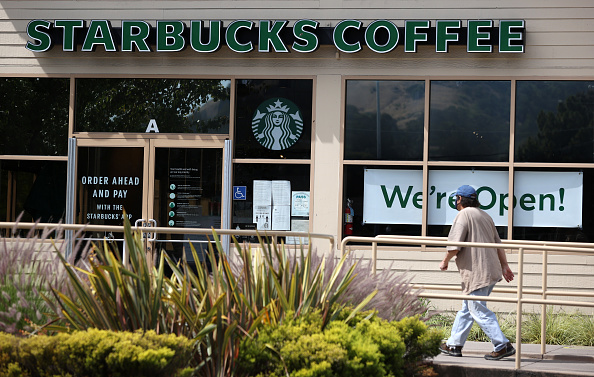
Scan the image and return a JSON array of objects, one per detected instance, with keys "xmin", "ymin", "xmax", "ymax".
[{"xmin": 252, "ymin": 98, "xmax": 303, "ymax": 150}]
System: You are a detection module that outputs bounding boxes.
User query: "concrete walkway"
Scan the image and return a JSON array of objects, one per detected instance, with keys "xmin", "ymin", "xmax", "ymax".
[{"xmin": 432, "ymin": 341, "xmax": 594, "ymax": 377}]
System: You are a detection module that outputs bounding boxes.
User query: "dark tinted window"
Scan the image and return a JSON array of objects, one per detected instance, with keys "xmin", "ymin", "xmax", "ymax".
[
  {"xmin": 232, "ymin": 163, "xmax": 310, "ymax": 239},
  {"xmin": 515, "ymin": 81, "xmax": 594, "ymax": 163},
  {"xmin": 429, "ymin": 81, "xmax": 511, "ymax": 162},
  {"xmin": 343, "ymin": 165, "xmax": 422, "ymax": 238},
  {"xmin": 0, "ymin": 160, "xmax": 66, "ymax": 223},
  {"xmin": 75, "ymin": 78, "xmax": 230, "ymax": 133},
  {"xmin": 0, "ymin": 78, "xmax": 69, "ymax": 155},
  {"xmin": 235, "ymin": 79, "xmax": 313, "ymax": 159},
  {"xmin": 345, "ymin": 80, "xmax": 425, "ymax": 160}
]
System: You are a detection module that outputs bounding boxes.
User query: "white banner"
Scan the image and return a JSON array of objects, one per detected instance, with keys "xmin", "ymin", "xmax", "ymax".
[{"xmin": 363, "ymin": 169, "xmax": 583, "ymax": 227}]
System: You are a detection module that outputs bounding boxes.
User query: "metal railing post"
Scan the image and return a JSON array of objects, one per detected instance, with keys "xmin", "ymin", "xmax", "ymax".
[
  {"xmin": 222, "ymin": 139, "xmax": 233, "ymax": 254},
  {"xmin": 541, "ymin": 249, "xmax": 548, "ymax": 355},
  {"xmin": 515, "ymin": 247, "xmax": 525, "ymax": 370},
  {"xmin": 65, "ymin": 137, "xmax": 77, "ymax": 259},
  {"xmin": 372, "ymin": 241, "xmax": 377, "ymax": 275}
]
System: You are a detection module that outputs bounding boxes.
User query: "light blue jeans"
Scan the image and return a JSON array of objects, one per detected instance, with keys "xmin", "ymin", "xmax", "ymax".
[{"xmin": 446, "ymin": 284, "xmax": 509, "ymax": 352}]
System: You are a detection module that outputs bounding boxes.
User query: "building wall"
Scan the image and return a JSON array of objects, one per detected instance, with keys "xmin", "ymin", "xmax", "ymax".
[
  {"xmin": 1, "ymin": 0, "xmax": 593, "ymax": 312},
  {"xmin": 1, "ymin": 1, "xmax": 593, "ymax": 77}
]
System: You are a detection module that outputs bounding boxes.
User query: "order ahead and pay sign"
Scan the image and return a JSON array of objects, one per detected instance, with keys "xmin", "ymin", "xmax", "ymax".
[{"xmin": 363, "ymin": 169, "xmax": 583, "ymax": 228}]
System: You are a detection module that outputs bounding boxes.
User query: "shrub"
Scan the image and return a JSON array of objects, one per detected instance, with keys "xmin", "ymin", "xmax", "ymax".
[
  {"xmin": 313, "ymin": 251, "xmax": 431, "ymax": 322},
  {"xmin": 0, "ymin": 329, "xmax": 193, "ymax": 377},
  {"xmin": 237, "ymin": 310, "xmax": 441, "ymax": 377},
  {"xmin": 35, "ymin": 217, "xmax": 433, "ymax": 377},
  {"xmin": 0, "ymin": 220, "xmax": 89, "ymax": 336}
]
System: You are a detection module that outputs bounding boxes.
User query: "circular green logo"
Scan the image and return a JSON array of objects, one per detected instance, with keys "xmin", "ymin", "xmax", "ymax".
[{"xmin": 252, "ymin": 98, "xmax": 303, "ymax": 150}]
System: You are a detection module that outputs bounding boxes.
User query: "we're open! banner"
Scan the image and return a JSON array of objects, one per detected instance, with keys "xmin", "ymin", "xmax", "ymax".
[{"xmin": 363, "ymin": 169, "xmax": 583, "ymax": 228}]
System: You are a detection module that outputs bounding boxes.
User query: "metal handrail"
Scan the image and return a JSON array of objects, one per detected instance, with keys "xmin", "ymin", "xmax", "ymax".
[
  {"xmin": 0, "ymin": 222, "xmax": 335, "ymax": 251},
  {"xmin": 341, "ymin": 235, "xmax": 594, "ymax": 370}
]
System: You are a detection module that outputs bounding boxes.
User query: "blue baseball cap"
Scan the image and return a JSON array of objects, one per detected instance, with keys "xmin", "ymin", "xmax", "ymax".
[{"xmin": 450, "ymin": 185, "xmax": 477, "ymax": 199}]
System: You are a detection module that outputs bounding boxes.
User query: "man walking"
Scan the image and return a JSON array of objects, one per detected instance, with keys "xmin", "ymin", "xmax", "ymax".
[{"xmin": 439, "ymin": 185, "xmax": 516, "ymax": 360}]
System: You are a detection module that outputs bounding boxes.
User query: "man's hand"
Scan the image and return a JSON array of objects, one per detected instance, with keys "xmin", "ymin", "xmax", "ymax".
[
  {"xmin": 502, "ymin": 265, "xmax": 514, "ymax": 282},
  {"xmin": 440, "ymin": 249, "xmax": 458, "ymax": 271},
  {"xmin": 497, "ymin": 248, "xmax": 514, "ymax": 282}
]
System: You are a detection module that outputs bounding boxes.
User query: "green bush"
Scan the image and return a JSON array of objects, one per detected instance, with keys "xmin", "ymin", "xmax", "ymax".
[
  {"xmin": 0, "ymin": 329, "xmax": 193, "ymax": 377},
  {"xmin": 237, "ymin": 310, "xmax": 441, "ymax": 377}
]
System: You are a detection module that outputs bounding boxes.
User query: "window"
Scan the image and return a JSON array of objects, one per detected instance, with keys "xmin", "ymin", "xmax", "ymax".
[
  {"xmin": 0, "ymin": 78, "xmax": 69, "ymax": 156},
  {"xmin": 426, "ymin": 167, "xmax": 508, "ymax": 239},
  {"xmin": 429, "ymin": 81, "xmax": 510, "ymax": 162},
  {"xmin": 232, "ymin": 163, "xmax": 310, "ymax": 241},
  {"xmin": 0, "ymin": 160, "xmax": 67, "ymax": 223},
  {"xmin": 75, "ymin": 78, "xmax": 230, "ymax": 133},
  {"xmin": 234, "ymin": 79, "xmax": 313, "ymax": 159},
  {"xmin": 512, "ymin": 168, "xmax": 593, "ymax": 242},
  {"xmin": 343, "ymin": 165, "xmax": 422, "ymax": 237},
  {"xmin": 345, "ymin": 80, "xmax": 424, "ymax": 161},
  {"xmin": 515, "ymin": 81, "xmax": 594, "ymax": 163}
]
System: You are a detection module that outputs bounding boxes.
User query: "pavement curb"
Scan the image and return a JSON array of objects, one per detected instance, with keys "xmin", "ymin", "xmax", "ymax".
[
  {"xmin": 432, "ymin": 363, "xmax": 594, "ymax": 377},
  {"xmin": 461, "ymin": 349, "xmax": 594, "ymax": 363}
]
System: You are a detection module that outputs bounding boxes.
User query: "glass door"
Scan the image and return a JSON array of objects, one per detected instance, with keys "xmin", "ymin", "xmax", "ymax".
[
  {"xmin": 75, "ymin": 138, "xmax": 224, "ymax": 264},
  {"xmin": 151, "ymin": 143, "xmax": 223, "ymax": 268}
]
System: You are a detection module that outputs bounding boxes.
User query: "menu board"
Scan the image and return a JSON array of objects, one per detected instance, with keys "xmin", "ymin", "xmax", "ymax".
[{"xmin": 167, "ymin": 167, "xmax": 203, "ymax": 227}]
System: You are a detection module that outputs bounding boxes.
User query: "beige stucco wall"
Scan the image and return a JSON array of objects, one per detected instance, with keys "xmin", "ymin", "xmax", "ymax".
[{"xmin": 1, "ymin": 0, "xmax": 593, "ymax": 313}]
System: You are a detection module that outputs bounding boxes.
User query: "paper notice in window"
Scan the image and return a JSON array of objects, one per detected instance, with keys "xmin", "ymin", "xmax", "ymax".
[
  {"xmin": 272, "ymin": 205, "xmax": 290, "ymax": 230},
  {"xmin": 272, "ymin": 180, "xmax": 291, "ymax": 205}
]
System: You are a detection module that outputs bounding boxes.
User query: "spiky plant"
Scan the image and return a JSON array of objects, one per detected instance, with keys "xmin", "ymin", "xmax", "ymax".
[
  {"xmin": 226, "ymin": 233, "xmax": 378, "ymax": 329},
  {"xmin": 42, "ymin": 215, "xmax": 221, "ymax": 342},
  {"xmin": 165, "ymin": 231, "xmax": 377, "ymax": 377},
  {"xmin": 229, "ymin": 239, "xmax": 429, "ymax": 323}
]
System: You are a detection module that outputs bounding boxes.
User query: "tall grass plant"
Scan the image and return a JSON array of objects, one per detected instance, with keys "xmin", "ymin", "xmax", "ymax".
[{"xmin": 0, "ymin": 220, "xmax": 89, "ymax": 335}]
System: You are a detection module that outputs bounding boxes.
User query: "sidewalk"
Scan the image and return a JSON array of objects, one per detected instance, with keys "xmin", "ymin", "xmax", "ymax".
[{"xmin": 432, "ymin": 341, "xmax": 594, "ymax": 377}]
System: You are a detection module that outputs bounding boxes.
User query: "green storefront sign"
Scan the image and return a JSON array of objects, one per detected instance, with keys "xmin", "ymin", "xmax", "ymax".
[{"xmin": 26, "ymin": 19, "xmax": 525, "ymax": 53}]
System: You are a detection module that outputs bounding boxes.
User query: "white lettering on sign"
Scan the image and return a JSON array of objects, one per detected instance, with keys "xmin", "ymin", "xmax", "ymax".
[
  {"xmin": 92, "ymin": 189, "xmax": 110, "ymax": 198},
  {"xmin": 81, "ymin": 176, "xmax": 109, "ymax": 184},
  {"xmin": 111, "ymin": 176, "xmax": 140, "ymax": 185},
  {"xmin": 146, "ymin": 119, "xmax": 159, "ymax": 133}
]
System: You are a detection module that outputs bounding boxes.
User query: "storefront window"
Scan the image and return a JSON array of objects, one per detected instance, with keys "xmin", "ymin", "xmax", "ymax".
[
  {"xmin": 429, "ymin": 81, "xmax": 511, "ymax": 162},
  {"xmin": 0, "ymin": 160, "xmax": 67, "ymax": 223},
  {"xmin": 343, "ymin": 165, "xmax": 422, "ymax": 237},
  {"xmin": 232, "ymin": 163, "xmax": 310, "ymax": 242},
  {"xmin": 0, "ymin": 78, "xmax": 69, "ymax": 156},
  {"xmin": 426, "ymin": 167, "xmax": 508, "ymax": 238},
  {"xmin": 512, "ymin": 168, "xmax": 593, "ymax": 242},
  {"xmin": 345, "ymin": 80, "xmax": 425, "ymax": 161},
  {"xmin": 234, "ymin": 79, "xmax": 313, "ymax": 159},
  {"xmin": 75, "ymin": 78, "xmax": 230, "ymax": 133},
  {"xmin": 515, "ymin": 81, "xmax": 594, "ymax": 163}
]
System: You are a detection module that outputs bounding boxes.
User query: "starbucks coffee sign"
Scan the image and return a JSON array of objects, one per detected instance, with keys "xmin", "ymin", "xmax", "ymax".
[
  {"xmin": 252, "ymin": 98, "xmax": 303, "ymax": 150},
  {"xmin": 26, "ymin": 19, "xmax": 525, "ymax": 54}
]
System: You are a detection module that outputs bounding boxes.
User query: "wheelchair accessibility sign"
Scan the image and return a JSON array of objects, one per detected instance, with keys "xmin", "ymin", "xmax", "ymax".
[{"xmin": 233, "ymin": 186, "xmax": 247, "ymax": 200}]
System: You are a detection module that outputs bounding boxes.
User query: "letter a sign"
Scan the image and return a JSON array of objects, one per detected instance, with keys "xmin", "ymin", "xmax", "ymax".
[{"xmin": 146, "ymin": 119, "xmax": 160, "ymax": 133}]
